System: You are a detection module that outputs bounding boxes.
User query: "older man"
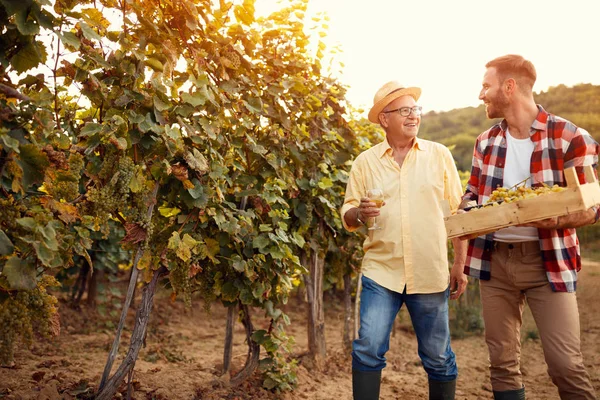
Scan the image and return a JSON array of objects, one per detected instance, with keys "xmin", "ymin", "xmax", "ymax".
[
  {"xmin": 341, "ymin": 82, "xmax": 468, "ymax": 400},
  {"xmin": 462, "ymin": 54, "xmax": 599, "ymax": 400}
]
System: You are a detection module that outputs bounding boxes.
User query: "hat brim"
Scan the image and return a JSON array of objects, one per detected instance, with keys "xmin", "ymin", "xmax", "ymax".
[{"xmin": 368, "ymin": 87, "xmax": 422, "ymax": 123}]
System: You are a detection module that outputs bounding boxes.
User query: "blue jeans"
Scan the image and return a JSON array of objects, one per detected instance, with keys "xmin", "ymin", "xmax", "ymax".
[{"xmin": 352, "ymin": 275, "xmax": 458, "ymax": 382}]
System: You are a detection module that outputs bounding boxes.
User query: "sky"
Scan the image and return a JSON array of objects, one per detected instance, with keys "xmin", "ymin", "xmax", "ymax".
[{"xmin": 255, "ymin": 0, "xmax": 600, "ymax": 114}]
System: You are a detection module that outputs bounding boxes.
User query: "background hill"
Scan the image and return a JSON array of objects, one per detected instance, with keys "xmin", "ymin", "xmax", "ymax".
[{"xmin": 418, "ymin": 84, "xmax": 600, "ymax": 171}]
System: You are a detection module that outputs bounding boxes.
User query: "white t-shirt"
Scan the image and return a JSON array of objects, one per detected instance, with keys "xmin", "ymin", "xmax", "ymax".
[{"xmin": 494, "ymin": 128, "xmax": 539, "ymax": 242}]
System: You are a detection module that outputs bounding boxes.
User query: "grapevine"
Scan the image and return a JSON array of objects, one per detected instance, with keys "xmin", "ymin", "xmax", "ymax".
[{"xmin": 0, "ymin": 0, "xmax": 363, "ymax": 395}]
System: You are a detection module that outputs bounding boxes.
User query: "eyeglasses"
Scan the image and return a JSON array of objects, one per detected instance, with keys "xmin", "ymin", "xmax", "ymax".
[{"xmin": 383, "ymin": 106, "xmax": 423, "ymax": 117}]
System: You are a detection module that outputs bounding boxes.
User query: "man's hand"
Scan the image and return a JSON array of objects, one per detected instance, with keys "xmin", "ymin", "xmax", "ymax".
[
  {"xmin": 345, "ymin": 197, "xmax": 387, "ymax": 228},
  {"xmin": 449, "ymin": 237, "xmax": 468, "ymax": 300},
  {"xmin": 449, "ymin": 261, "xmax": 468, "ymax": 300},
  {"xmin": 519, "ymin": 216, "xmax": 558, "ymax": 229},
  {"xmin": 520, "ymin": 207, "xmax": 598, "ymax": 230},
  {"xmin": 358, "ymin": 197, "xmax": 385, "ymax": 219}
]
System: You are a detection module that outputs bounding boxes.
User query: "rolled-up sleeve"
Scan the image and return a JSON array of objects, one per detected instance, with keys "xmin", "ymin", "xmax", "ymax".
[
  {"xmin": 564, "ymin": 127, "xmax": 599, "ymax": 183},
  {"xmin": 341, "ymin": 157, "xmax": 365, "ymax": 232},
  {"xmin": 463, "ymin": 137, "xmax": 483, "ymax": 202},
  {"xmin": 443, "ymin": 147, "xmax": 464, "ymax": 212}
]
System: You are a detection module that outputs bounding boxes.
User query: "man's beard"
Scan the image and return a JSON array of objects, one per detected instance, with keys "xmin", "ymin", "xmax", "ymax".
[{"xmin": 486, "ymin": 93, "xmax": 509, "ymax": 119}]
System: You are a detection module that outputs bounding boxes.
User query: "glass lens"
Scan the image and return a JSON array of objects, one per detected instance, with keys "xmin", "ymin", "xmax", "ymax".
[{"xmin": 399, "ymin": 106, "xmax": 422, "ymax": 117}]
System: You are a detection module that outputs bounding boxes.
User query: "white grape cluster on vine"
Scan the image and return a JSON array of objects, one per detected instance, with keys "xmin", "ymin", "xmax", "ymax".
[
  {"xmin": 85, "ymin": 151, "xmax": 151, "ymax": 238},
  {"xmin": 0, "ymin": 276, "xmax": 59, "ymax": 366}
]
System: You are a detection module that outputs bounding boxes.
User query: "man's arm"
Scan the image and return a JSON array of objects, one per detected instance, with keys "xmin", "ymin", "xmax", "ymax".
[
  {"xmin": 523, "ymin": 205, "xmax": 599, "ymax": 230},
  {"xmin": 440, "ymin": 146, "xmax": 469, "ymax": 299},
  {"xmin": 449, "ymin": 237, "xmax": 468, "ymax": 300},
  {"xmin": 341, "ymin": 157, "xmax": 364, "ymax": 232},
  {"xmin": 524, "ymin": 127, "xmax": 599, "ymax": 229}
]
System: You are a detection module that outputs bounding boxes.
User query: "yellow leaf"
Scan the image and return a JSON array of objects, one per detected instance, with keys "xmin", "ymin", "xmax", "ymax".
[
  {"xmin": 182, "ymin": 234, "xmax": 200, "ymax": 254},
  {"xmin": 118, "ymin": 263, "xmax": 131, "ymax": 271},
  {"xmin": 145, "ymin": 57, "xmax": 164, "ymax": 72},
  {"xmin": 234, "ymin": 3, "xmax": 255, "ymax": 25},
  {"xmin": 168, "ymin": 231, "xmax": 181, "ymax": 250},
  {"xmin": 204, "ymin": 237, "xmax": 220, "ymax": 262},
  {"xmin": 38, "ymin": 183, "xmax": 49, "ymax": 194},
  {"xmin": 41, "ymin": 198, "xmax": 80, "ymax": 224},
  {"xmin": 159, "ymin": 205, "xmax": 182, "ymax": 218},
  {"xmin": 215, "ymin": 186, "xmax": 224, "ymax": 201},
  {"xmin": 182, "ymin": 179, "xmax": 195, "ymax": 190},
  {"xmin": 129, "ymin": 169, "xmax": 146, "ymax": 193}
]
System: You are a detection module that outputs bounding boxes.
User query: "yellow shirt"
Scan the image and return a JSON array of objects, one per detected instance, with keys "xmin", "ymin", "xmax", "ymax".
[{"xmin": 341, "ymin": 138, "xmax": 463, "ymax": 294}]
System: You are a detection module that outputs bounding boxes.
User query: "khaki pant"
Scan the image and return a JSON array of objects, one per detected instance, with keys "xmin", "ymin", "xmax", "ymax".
[{"xmin": 480, "ymin": 241, "xmax": 596, "ymax": 399}]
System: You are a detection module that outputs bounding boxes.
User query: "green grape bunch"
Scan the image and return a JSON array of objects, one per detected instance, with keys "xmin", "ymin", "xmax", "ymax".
[
  {"xmin": 169, "ymin": 259, "xmax": 192, "ymax": 308},
  {"xmin": 466, "ymin": 184, "xmax": 567, "ymax": 212},
  {"xmin": 486, "ymin": 184, "xmax": 566, "ymax": 204},
  {"xmin": 0, "ymin": 195, "xmax": 27, "ymax": 231},
  {"xmin": 85, "ymin": 151, "xmax": 137, "ymax": 226},
  {"xmin": 43, "ymin": 152, "xmax": 85, "ymax": 202},
  {"xmin": 0, "ymin": 275, "xmax": 60, "ymax": 365}
]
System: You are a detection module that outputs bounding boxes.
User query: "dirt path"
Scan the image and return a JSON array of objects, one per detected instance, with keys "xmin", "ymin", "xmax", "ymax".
[{"xmin": 1, "ymin": 259, "xmax": 599, "ymax": 400}]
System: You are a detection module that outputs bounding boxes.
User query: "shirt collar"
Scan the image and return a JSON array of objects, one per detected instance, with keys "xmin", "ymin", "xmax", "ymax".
[
  {"xmin": 379, "ymin": 137, "xmax": 423, "ymax": 158},
  {"xmin": 499, "ymin": 105, "xmax": 548, "ymax": 134},
  {"xmin": 531, "ymin": 105, "xmax": 549, "ymax": 131}
]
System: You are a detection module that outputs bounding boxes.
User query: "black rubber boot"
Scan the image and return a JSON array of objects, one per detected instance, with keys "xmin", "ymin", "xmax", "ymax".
[
  {"xmin": 352, "ymin": 369, "xmax": 381, "ymax": 400},
  {"xmin": 493, "ymin": 386, "xmax": 526, "ymax": 400},
  {"xmin": 428, "ymin": 379, "xmax": 456, "ymax": 400}
]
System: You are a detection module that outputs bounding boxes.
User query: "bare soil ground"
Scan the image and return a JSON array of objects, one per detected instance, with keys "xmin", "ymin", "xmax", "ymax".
[{"xmin": 1, "ymin": 259, "xmax": 599, "ymax": 400}]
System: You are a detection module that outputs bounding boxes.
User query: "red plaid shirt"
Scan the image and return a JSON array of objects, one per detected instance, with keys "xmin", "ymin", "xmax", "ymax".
[{"xmin": 463, "ymin": 106, "xmax": 600, "ymax": 292}]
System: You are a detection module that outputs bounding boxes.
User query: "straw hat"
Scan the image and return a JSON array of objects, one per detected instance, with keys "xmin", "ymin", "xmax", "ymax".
[{"xmin": 368, "ymin": 81, "xmax": 421, "ymax": 123}]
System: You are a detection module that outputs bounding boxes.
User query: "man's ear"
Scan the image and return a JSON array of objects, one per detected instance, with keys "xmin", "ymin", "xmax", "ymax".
[
  {"xmin": 378, "ymin": 112, "xmax": 387, "ymax": 128},
  {"xmin": 505, "ymin": 78, "xmax": 516, "ymax": 95}
]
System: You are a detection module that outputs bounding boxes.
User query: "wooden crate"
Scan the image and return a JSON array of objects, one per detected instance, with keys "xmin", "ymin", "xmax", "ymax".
[{"xmin": 444, "ymin": 166, "xmax": 600, "ymax": 239}]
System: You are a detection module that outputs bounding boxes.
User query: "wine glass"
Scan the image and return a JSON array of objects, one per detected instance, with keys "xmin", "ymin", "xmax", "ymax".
[{"xmin": 367, "ymin": 188, "xmax": 384, "ymax": 230}]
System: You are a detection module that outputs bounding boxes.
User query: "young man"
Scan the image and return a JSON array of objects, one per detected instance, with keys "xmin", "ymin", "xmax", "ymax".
[
  {"xmin": 462, "ymin": 54, "xmax": 600, "ymax": 400},
  {"xmin": 342, "ymin": 81, "xmax": 468, "ymax": 400}
]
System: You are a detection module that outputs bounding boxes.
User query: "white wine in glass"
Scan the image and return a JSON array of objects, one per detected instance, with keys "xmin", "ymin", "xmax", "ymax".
[{"xmin": 367, "ymin": 188, "xmax": 384, "ymax": 230}]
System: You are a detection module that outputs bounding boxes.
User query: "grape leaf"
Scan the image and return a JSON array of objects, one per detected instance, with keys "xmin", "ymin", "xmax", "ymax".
[
  {"xmin": 59, "ymin": 31, "xmax": 81, "ymax": 49},
  {"xmin": 184, "ymin": 149, "xmax": 209, "ymax": 173},
  {"xmin": 0, "ymin": 230, "xmax": 14, "ymax": 255},
  {"xmin": 79, "ymin": 22, "xmax": 101, "ymax": 41},
  {"xmin": 3, "ymin": 256, "xmax": 37, "ymax": 290},
  {"xmin": 15, "ymin": 9, "xmax": 40, "ymax": 35},
  {"xmin": 10, "ymin": 41, "xmax": 47, "ymax": 73},
  {"xmin": 204, "ymin": 238, "xmax": 220, "ymax": 262}
]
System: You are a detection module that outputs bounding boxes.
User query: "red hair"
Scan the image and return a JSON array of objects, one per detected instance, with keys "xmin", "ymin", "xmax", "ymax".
[{"xmin": 486, "ymin": 54, "xmax": 537, "ymax": 91}]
